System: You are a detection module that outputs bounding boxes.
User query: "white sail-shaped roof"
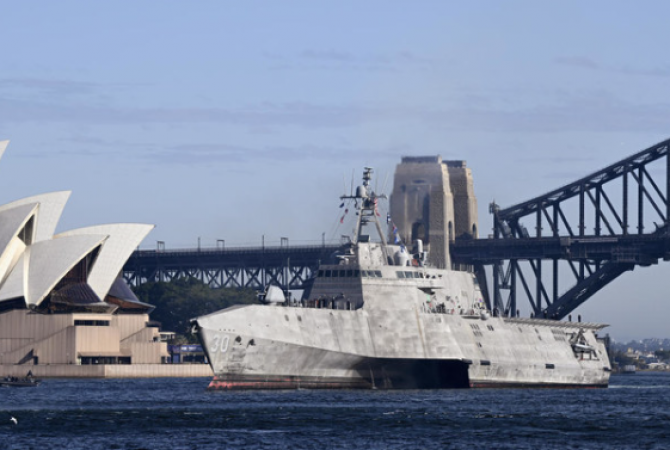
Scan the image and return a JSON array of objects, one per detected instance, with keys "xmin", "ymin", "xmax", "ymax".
[
  {"xmin": 0, "ymin": 203, "xmax": 39, "ymax": 286},
  {"xmin": 24, "ymin": 234, "xmax": 108, "ymax": 307},
  {"xmin": 56, "ymin": 223, "xmax": 154, "ymax": 300},
  {"xmin": 0, "ymin": 192, "xmax": 71, "ymax": 242},
  {"xmin": 0, "ymin": 141, "xmax": 155, "ymax": 310},
  {"xmin": 0, "ymin": 252, "xmax": 25, "ymax": 302}
]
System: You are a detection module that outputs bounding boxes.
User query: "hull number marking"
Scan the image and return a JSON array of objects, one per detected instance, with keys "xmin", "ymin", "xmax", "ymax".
[{"xmin": 211, "ymin": 335, "xmax": 230, "ymax": 353}]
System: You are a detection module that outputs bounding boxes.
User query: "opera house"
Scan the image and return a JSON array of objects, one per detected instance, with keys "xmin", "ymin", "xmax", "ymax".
[{"xmin": 0, "ymin": 140, "xmax": 208, "ymax": 377}]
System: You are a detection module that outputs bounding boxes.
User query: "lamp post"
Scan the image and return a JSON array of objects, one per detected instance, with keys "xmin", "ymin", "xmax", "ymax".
[{"xmin": 281, "ymin": 237, "xmax": 289, "ymax": 292}]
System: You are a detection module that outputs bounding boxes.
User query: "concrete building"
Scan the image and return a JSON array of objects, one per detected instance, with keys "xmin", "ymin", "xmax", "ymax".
[
  {"xmin": 389, "ymin": 156, "xmax": 478, "ymax": 269},
  {"xmin": 0, "ymin": 140, "xmax": 184, "ymax": 376}
]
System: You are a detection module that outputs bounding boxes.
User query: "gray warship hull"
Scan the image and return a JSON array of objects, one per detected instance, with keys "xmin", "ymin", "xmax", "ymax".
[{"xmin": 194, "ymin": 303, "xmax": 610, "ymax": 390}]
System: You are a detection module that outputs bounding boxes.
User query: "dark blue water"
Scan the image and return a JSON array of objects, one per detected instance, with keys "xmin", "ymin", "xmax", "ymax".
[{"xmin": 1, "ymin": 373, "xmax": 669, "ymax": 449}]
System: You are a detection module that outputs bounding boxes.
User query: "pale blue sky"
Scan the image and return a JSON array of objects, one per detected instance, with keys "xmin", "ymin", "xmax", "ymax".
[{"xmin": 1, "ymin": 1, "xmax": 670, "ymax": 340}]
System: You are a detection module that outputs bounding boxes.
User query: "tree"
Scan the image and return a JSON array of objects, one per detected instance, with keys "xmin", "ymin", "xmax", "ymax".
[
  {"xmin": 655, "ymin": 350, "xmax": 670, "ymax": 362},
  {"xmin": 611, "ymin": 350, "xmax": 637, "ymax": 368},
  {"xmin": 133, "ymin": 278, "xmax": 258, "ymax": 342}
]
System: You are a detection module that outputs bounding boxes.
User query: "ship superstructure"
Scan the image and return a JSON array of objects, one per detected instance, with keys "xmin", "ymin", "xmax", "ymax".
[{"xmin": 192, "ymin": 168, "xmax": 611, "ymax": 389}]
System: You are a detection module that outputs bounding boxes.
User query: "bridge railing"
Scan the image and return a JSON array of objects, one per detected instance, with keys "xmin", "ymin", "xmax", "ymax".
[{"xmin": 131, "ymin": 243, "xmax": 339, "ymax": 257}]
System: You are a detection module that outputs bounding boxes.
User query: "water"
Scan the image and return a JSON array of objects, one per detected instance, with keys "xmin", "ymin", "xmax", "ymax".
[{"xmin": 1, "ymin": 373, "xmax": 669, "ymax": 450}]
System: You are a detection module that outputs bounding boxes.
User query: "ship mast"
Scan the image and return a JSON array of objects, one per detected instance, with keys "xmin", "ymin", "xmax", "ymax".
[{"xmin": 340, "ymin": 167, "xmax": 388, "ymax": 247}]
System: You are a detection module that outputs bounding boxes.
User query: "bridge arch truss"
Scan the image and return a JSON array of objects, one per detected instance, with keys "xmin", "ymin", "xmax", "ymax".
[
  {"xmin": 452, "ymin": 138, "xmax": 670, "ymax": 319},
  {"xmin": 123, "ymin": 245, "xmax": 339, "ymax": 291}
]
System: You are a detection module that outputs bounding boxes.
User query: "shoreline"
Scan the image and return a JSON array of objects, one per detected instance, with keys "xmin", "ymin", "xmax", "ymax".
[{"xmin": 0, "ymin": 363, "xmax": 213, "ymax": 378}]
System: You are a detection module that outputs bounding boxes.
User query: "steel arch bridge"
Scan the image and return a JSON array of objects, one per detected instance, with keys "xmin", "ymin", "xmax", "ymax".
[
  {"xmin": 451, "ymin": 137, "xmax": 670, "ymax": 320},
  {"xmin": 123, "ymin": 138, "xmax": 670, "ymax": 320}
]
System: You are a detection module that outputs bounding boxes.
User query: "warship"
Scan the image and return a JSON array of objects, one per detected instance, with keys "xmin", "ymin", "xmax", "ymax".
[{"xmin": 192, "ymin": 168, "xmax": 611, "ymax": 390}]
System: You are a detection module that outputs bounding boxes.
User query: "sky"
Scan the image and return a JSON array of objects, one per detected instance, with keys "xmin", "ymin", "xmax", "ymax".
[{"xmin": 1, "ymin": 1, "xmax": 670, "ymax": 341}]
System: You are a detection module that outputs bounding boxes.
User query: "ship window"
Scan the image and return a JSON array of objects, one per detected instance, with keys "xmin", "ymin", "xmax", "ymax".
[
  {"xmin": 74, "ymin": 320, "xmax": 110, "ymax": 327},
  {"xmin": 325, "ymin": 270, "xmax": 332, "ymax": 277},
  {"xmin": 546, "ymin": 363, "xmax": 555, "ymax": 369},
  {"xmin": 353, "ymin": 270, "xmax": 360, "ymax": 277},
  {"xmin": 340, "ymin": 270, "xmax": 347, "ymax": 277},
  {"xmin": 405, "ymin": 271, "xmax": 413, "ymax": 278},
  {"xmin": 346, "ymin": 270, "xmax": 353, "ymax": 277},
  {"xmin": 397, "ymin": 271, "xmax": 405, "ymax": 279},
  {"xmin": 318, "ymin": 270, "xmax": 324, "ymax": 277},
  {"xmin": 374, "ymin": 271, "xmax": 382, "ymax": 278}
]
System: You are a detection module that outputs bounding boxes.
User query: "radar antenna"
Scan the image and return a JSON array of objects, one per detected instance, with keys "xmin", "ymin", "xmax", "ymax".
[{"xmin": 340, "ymin": 167, "xmax": 388, "ymax": 248}]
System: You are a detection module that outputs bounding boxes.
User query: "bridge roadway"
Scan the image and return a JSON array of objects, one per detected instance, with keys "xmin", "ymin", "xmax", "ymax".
[
  {"xmin": 450, "ymin": 229, "xmax": 670, "ymax": 266},
  {"xmin": 123, "ymin": 244, "xmax": 340, "ymax": 289},
  {"xmin": 125, "ymin": 230, "xmax": 670, "ymax": 289}
]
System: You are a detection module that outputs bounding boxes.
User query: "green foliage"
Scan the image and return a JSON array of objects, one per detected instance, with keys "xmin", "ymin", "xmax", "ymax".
[
  {"xmin": 655, "ymin": 350, "xmax": 670, "ymax": 362},
  {"xmin": 133, "ymin": 278, "xmax": 258, "ymax": 341},
  {"xmin": 611, "ymin": 350, "xmax": 637, "ymax": 367}
]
